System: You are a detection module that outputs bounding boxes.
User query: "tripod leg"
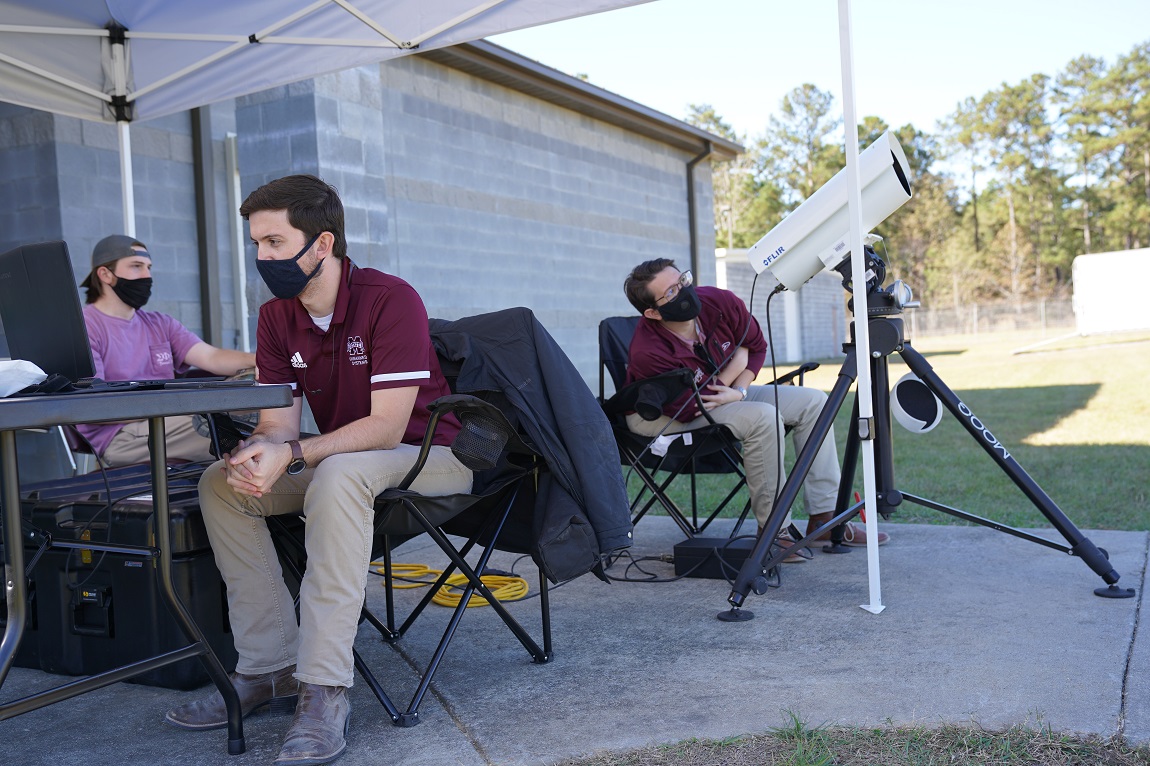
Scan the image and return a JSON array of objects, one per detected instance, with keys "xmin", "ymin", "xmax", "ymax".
[
  {"xmin": 836, "ymin": 395, "xmax": 861, "ymax": 515},
  {"xmin": 899, "ymin": 342, "xmax": 1127, "ymax": 591},
  {"xmin": 870, "ymin": 349, "xmax": 901, "ymax": 519},
  {"xmin": 727, "ymin": 350, "xmax": 858, "ymax": 611},
  {"xmin": 812, "ymin": 395, "xmax": 862, "ymax": 552},
  {"xmin": 823, "ymin": 348, "xmax": 898, "ymax": 549}
]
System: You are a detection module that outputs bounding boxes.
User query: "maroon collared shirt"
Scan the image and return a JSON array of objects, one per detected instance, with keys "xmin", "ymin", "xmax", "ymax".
[{"xmin": 256, "ymin": 257, "xmax": 458, "ymax": 446}]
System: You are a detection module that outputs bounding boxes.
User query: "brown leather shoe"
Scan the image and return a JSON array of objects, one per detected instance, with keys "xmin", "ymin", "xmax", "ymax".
[
  {"xmin": 758, "ymin": 525, "xmax": 813, "ymax": 563},
  {"xmin": 164, "ymin": 664, "xmax": 298, "ymax": 731},
  {"xmin": 806, "ymin": 512, "xmax": 890, "ymax": 546},
  {"xmin": 273, "ymin": 682, "xmax": 351, "ymax": 766},
  {"xmin": 838, "ymin": 522, "xmax": 890, "ymax": 547}
]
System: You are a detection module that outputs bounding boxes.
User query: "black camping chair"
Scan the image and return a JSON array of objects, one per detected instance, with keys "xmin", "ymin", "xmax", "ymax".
[
  {"xmin": 598, "ymin": 315, "xmax": 817, "ymax": 538},
  {"xmin": 268, "ymin": 364, "xmax": 554, "ymax": 728},
  {"xmin": 270, "ymin": 307, "xmax": 626, "ymax": 726}
]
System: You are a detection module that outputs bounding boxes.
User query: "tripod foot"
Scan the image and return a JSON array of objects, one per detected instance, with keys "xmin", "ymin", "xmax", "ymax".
[
  {"xmin": 717, "ymin": 607, "xmax": 754, "ymax": 622},
  {"xmin": 821, "ymin": 542, "xmax": 851, "ymax": 554},
  {"xmin": 1094, "ymin": 584, "xmax": 1135, "ymax": 599}
]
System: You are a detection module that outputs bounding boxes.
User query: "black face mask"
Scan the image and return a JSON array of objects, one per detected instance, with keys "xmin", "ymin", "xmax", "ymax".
[
  {"xmin": 256, "ymin": 232, "xmax": 323, "ymax": 299},
  {"xmin": 656, "ymin": 284, "xmax": 701, "ymax": 322},
  {"xmin": 111, "ymin": 276, "xmax": 152, "ymax": 309}
]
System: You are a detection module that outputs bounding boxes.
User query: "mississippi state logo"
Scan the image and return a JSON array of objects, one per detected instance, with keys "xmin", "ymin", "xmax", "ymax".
[{"xmin": 347, "ymin": 335, "xmax": 368, "ymax": 366}]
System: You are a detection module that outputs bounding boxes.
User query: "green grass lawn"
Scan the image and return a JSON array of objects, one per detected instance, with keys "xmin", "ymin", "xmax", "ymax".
[{"xmin": 626, "ymin": 328, "xmax": 1150, "ymax": 531}]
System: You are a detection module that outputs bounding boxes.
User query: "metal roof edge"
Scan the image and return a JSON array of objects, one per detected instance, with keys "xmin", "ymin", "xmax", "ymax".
[{"xmin": 417, "ymin": 40, "xmax": 743, "ymax": 160}]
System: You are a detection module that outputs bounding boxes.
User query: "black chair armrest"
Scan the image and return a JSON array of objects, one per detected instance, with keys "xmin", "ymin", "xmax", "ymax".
[
  {"xmin": 427, "ymin": 393, "xmax": 507, "ymax": 423},
  {"xmin": 395, "ymin": 394, "xmax": 520, "ymax": 490},
  {"xmin": 769, "ymin": 361, "xmax": 820, "ymax": 387},
  {"xmin": 603, "ymin": 369, "xmax": 694, "ymax": 420},
  {"xmin": 603, "ymin": 367, "xmax": 728, "ymax": 428}
]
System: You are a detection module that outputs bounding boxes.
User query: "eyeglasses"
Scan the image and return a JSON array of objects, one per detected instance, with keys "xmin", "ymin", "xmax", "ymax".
[{"xmin": 654, "ymin": 270, "xmax": 693, "ymax": 307}]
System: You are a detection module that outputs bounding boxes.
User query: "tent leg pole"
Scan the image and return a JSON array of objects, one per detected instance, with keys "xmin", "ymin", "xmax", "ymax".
[
  {"xmin": 119, "ymin": 121, "xmax": 135, "ymax": 236},
  {"xmin": 837, "ymin": 0, "xmax": 884, "ymax": 615}
]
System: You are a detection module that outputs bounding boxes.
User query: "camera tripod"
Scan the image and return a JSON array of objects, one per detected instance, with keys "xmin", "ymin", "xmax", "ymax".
[{"xmin": 723, "ymin": 269, "xmax": 1134, "ymax": 620}]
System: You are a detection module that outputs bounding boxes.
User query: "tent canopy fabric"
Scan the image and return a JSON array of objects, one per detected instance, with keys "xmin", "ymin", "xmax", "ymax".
[{"xmin": 0, "ymin": 0, "xmax": 652, "ymax": 124}]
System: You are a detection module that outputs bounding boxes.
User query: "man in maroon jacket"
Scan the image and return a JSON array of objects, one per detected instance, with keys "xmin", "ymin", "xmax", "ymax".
[{"xmin": 623, "ymin": 258, "xmax": 888, "ymax": 559}]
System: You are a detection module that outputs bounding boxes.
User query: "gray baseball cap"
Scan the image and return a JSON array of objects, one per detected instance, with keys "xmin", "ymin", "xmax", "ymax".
[{"xmin": 80, "ymin": 234, "xmax": 149, "ymax": 288}]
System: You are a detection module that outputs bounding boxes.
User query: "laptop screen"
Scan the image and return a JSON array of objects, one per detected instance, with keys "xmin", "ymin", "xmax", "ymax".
[{"xmin": 0, "ymin": 240, "xmax": 96, "ymax": 383}]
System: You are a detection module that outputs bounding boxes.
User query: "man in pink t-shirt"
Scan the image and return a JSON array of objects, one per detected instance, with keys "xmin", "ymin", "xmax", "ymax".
[
  {"xmin": 164, "ymin": 175, "xmax": 471, "ymax": 766},
  {"xmin": 78, "ymin": 235, "xmax": 255, "ymax": 466}
]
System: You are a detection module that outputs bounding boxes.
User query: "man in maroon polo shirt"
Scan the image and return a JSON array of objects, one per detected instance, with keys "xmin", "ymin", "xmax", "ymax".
[
  {"xmin": 165, "ymin": 175, "xmax": 472, "ymax": 766},
  {"xmin": 623, "ymin": 258, "xmax": 889, "ymax": 560}
]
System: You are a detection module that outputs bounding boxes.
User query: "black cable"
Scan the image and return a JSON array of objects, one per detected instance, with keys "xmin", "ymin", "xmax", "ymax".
[
  {"xmin": 60, "ymin": 428, "xmax": 115, "ymax": 593},
  {"xmin": 61, "ymin": 455, "xmax": 210, "ymax": 593},
  {"xmin": 762, "ymin": 284, "xmax": 787, "ymax": 528},
  {"xmin": 598, "ymin": 535, "xmax": 784, "ymax": 588},
  {"xmin": 600, "ymin": 548, "xmax": 705, "ymax": 583},
  {"xmin": 706, "ymin": 534, "xmax": 784, "ymax": 589},
  {"xmin": 511, "ymin": 553, "xmax": 578, "ymax": 598}
]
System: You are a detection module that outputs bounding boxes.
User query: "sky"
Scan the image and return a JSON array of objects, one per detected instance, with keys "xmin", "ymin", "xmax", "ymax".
[{"xmin": 490, "ymin": 0, "xmax": 1150, "ymax": 143}]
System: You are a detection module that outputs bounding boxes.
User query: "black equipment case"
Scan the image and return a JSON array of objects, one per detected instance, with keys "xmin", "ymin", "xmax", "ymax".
[
  {"xmin": 0, "ymin": 463, "xmax": 237, "ymax": 689},
  {"xmin": 673, "ymin": 535, "xmax": 761, "ymax": 579}
]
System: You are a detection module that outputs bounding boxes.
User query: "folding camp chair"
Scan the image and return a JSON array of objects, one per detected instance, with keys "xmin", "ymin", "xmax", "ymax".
[
  {"xmin": 268, "ymin": 307, "xmax": 625, "ymax": 726},
  {"xmin": 598, "ymin": 315, "xmax": 817, "ymax": 538},
  {"xmin": 269, "ymin": 391, "xmax": 551, "ymax": 727}
]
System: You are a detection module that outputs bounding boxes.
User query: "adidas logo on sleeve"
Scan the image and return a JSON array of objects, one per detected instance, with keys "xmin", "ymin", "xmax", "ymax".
[{"xmin": 291, "ymin": 352, "xmax": 307, "ymax": 369}]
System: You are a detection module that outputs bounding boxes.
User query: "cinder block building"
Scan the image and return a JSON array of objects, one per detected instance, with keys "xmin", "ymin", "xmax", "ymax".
[{"xmin": 0, "ymin": 41, "xmax": 740, "ymax": 391}]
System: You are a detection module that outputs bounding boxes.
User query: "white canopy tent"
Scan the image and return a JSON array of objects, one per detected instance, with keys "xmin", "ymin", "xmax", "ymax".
[
  {"xmin": 0, "ymin": 0, "xmax": 653, "ymax": 233},
  {"xmin": 0, "ymin": 0, "xmax": 888, "ymax": 612}
]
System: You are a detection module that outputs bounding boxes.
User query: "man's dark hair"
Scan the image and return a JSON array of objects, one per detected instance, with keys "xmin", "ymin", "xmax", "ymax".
[
  {"xmin": 239, "ymin": 174, "xmax": 347, "ymax": 260},
  {"xmin": 624, "ymin": 258, "xmax": 678, "ymax": 314}
]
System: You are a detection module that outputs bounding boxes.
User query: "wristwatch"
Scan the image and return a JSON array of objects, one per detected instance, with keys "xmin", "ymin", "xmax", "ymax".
[
  {"xmin": 286, "ymin": 439, "xmax": 307, "ymax": 475},
  {"xmin": 735, "ymin": 386, "xmax": 748, "ymax": 400}
]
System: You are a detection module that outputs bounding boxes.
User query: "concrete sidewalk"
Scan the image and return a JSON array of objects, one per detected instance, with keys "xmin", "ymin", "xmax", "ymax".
[{"xmin": 2, "ymin": 517, "xmax": 1147, "ymax": 765}]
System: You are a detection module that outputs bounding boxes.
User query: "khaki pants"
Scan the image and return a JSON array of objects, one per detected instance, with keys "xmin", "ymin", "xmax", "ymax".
[
  {"xmin": 626, "ymin": 384, "xmax": 840, "ymax": 528},
  {"xmin": 101, "ymin": 416, "xmax": 214, "ymax": 467},
  {"xmin": 198, "ymin": 445, "xmax": 473, "ymax": 688}
]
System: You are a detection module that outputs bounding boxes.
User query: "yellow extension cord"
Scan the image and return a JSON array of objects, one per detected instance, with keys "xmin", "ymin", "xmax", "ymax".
[{"xmin": 370, "ymin": 561, "xmax": 529, "ymax": 608}]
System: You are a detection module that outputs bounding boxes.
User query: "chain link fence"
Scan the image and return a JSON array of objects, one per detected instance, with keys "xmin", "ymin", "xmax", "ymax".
[{"xmin": 904, "ymin": 299, "xmax": 1075, "ymax": 338}]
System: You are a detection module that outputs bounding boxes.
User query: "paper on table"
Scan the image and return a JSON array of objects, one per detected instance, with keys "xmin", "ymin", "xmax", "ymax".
[{"xmin": 0, "ymin": 359, "xmax": 48, "ymax": 397}]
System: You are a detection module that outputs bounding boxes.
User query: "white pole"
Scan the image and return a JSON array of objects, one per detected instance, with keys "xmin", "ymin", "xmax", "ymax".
[
  {"xmin": 837, "ymin": 0, "xmax": 884, "ymax": 614},
  {"xmin": 225, "ymin": 133, "xmax": 251, "ymax": 352},
  {"xmin": 783, "ymin": 289, "xmax": 801, "ymax": 362},
  {"xmin": 118, "ymin": 121, "xmax": 135, "ymax": 236}
]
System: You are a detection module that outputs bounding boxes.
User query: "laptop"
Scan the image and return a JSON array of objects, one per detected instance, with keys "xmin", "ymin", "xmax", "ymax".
[{"xmin": 0, "ymin": 240, "xmax": 254, "ymax": 396}]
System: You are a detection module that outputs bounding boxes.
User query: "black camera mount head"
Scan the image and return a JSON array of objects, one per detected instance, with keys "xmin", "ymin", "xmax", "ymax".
[{"xmin": 833, "ymin": 246, "xmax": 917, "ymax": 319}]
